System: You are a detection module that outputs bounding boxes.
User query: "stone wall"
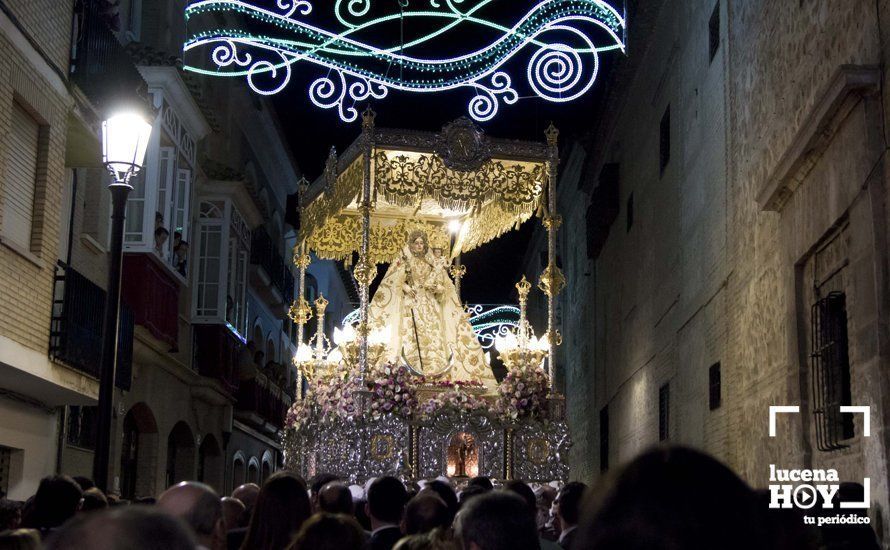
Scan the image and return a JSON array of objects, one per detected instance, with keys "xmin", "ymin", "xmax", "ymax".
[{"xmin": 550, "ymin": 0, "xmax": 890, "ymax": 543}]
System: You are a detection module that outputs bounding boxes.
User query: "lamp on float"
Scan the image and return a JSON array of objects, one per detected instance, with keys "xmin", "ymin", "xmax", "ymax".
[
  {"xmin": 494, "ymin": 276, "xmax": 548, "ymax": 369},
  {"xmin": 293, "ymin": 295, "xmax": 343, "ymax": 380}
]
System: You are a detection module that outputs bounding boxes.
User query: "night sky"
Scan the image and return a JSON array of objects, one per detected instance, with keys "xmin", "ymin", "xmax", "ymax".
[{"xmin": 256, "ymin": 0, "xmax": 622, "ymax": 302}]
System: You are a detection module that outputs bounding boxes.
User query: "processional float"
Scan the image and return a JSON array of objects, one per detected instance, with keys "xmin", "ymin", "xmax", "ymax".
[{"xmin": 285, "ymin": 111, "xmax": 570, "ymax": 482}]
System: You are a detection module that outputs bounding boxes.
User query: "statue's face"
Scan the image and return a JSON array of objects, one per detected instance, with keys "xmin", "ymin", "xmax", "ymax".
[{"xmin": 411, "ymin": 237, "xmax": 426, "ymax": 254}]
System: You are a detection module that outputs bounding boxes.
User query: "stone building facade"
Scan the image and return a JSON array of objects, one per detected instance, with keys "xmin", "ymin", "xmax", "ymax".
[
  {"xmin": 0, "ymin": 0, "xmax": 350, "ymax": 499},
  {"xmin": 527, "ymin": 0, "xmax": 890, "ymax": 544}
]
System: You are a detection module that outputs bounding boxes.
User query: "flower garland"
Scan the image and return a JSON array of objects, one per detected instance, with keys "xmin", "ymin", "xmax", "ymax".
[
  {"xmin": 366, "ymin": 364, "xmax": 419, "ymax": 420},
  {"xmin": 496, "ymin": 362, "xmax": 549, "ymax": 421},
  {"xmin": 286, "ymin": 368, "xmax": 360, "ymax": 431},
  {"xmin": 419, "ymin": 382, "xmax": 490, "ymax": 421}
]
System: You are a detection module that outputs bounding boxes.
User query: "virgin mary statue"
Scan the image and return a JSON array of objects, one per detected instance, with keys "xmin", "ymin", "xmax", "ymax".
[{"xmin": 368, "ymin": 229, "xmax": 497, "ymax": 390}]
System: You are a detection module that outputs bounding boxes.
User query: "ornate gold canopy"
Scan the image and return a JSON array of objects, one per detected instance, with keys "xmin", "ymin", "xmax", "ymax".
[{"xmin": 298, "ymin": 118, "xmax": 551, "ymax": 264}]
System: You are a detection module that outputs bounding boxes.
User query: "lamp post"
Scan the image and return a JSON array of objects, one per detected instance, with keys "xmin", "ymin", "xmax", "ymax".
[{"xmin": 93, "ymin": 112, "xmax": 153, "ymax": 492}]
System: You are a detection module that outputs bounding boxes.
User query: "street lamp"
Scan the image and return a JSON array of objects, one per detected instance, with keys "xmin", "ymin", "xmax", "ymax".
[{"xmin": 93, "ymin": 111, "xmax": 153, "ymax": 492}]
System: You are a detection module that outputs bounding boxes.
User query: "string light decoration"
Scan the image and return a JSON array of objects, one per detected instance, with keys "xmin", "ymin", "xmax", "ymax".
[{"xmin": 183, "ymin": 0, "xmax": 625, "ymax": 122}]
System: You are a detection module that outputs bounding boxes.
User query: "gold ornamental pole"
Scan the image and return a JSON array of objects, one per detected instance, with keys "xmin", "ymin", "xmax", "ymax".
[
  {"xmin": 290, "ymin": 178, "xmax": 312, "ymax": 399},
  {"xmin": 539, "ymin": 124, "xmax": 565, "ymax": 394},
  {"xmin": 355, "ymin": 107, "xmax": 377, "ymax": 384}
]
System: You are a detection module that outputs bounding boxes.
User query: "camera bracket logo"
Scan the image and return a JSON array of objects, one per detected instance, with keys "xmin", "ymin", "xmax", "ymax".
[{"xmin": 767, "ymin": 405, "xmax": 871, "ymax": 525}]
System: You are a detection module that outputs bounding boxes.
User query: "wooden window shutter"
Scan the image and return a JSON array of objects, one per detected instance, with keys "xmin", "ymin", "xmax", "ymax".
[{"xmin": 2, "ymin": 103, "xmax": 40, "ymax": 249}]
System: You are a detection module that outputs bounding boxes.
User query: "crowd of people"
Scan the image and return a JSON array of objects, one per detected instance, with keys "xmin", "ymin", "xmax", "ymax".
[{"xmin": 0, "ymin": 446, "xmax": 881, "ymax": 549}]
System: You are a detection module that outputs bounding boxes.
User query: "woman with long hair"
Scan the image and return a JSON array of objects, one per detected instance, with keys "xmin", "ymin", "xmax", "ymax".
[{"xmin": 240, "ymin": 472, "xmax": 311, "ymax": 550}]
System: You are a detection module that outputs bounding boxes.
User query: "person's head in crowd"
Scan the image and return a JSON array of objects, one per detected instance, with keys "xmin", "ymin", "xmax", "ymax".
[
  {"xmin": 467, "ymin": 477, "xmax": 493, "ymax": 492},
  {"xmin": 403, "ymin": 492, "xmax": 450, "ymax": 535},
  {"xmin": 503, "ymin": 481, "xmax": 536, "ymax": 514},
  {"xmin": 422, "ymin": 481, "xmax": 458, "ymax": 525},
  {"xmin": 46, "ymin": 506, "xmax": 195, "ymax": 550},
  {"xmin": 72, "ymin": 477, "xmax": 95, "ymax": 492},
  {"xmin": 0, "ymin": 528, "xmax": 41, "ymax": 550},
  {"xmin": 353, "ymin": 499, "xmax": 372, "ymax": 531},
  {"xmin": 241, "ymin": 471, "xmax": 310, "ymax": 550},
  {"xmin": 457, "ymin": 484, "xmax": 487, "ymax": 509},
  {"xmin": 554, "ymin": 481, "xmax": 586, "ymax": 542},
  {"xmin": 533, "ymin": 486, "xmax": 557, "ymax": 534},
  {"xmin": 80, "ymin": 488, "xmax": 108, "ymax": 512},
  {"xmin": 455, "ymin": 491, "xmax": 540, "ymax": 550},
  {"xmin": 367, "ymin": 476, "xmax": 408, "ymax": 529},
  {"xmin": 0, "ymin": 499, "xmax": 22, "ymax": 530},
  {"xmin": 309, "ymin": 473, "xmax": 340, "ymax": 511},
  {"xmin": 818, "ymin": 482, "xmax": 880, "ymax": 550},
  {"xmin": 220, "ymin": 497, "xmax": 245, "ymax": 535},
  {"xmin": 157, "ymin": 481, "xmax": 225, "ymax": 550},
  {"xmin": 576, "ymin": 445, "xmax": 772, "ymax": 550},
  {"xmin": 751, "ymin": 489, "xmax": 822, "ymax": 550},
  {"xmin": 317, "ymin": 482, "xmax": 353, "ymax": 515},
  {"xmin": 393, "ymin": 528, "xmax": 458, "ymax": 550},
  {"xmin": 231, "ymin": 483, "xmax": 260, "ymax": 528},
  {"xmin": 287, "ymin": 512, "xmax": 367, "ymax": 550},
  {"xmin": 23, "ymin": 475, "xmax": 82, "ymax": 531}
]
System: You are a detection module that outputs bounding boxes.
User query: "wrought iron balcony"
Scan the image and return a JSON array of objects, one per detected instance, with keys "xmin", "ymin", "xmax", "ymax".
[
  {"xmin": 235, "ymin": 374, "xmax": 289, "ymax": 430},
  {"xmin": 69, "ymin": 0, "xmax": 147, "ymax": 111},
  {"xmin": 50, "ymin": 262, "xmax": 134, "ymax": 390},
  {"xmin": 250, "ymin": 227, "xmax": 293, "ymax": 302}
]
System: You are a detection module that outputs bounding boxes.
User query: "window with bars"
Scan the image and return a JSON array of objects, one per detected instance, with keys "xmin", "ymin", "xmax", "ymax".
[
  {"xmin": 0, "ymin": 446, "xmax": 10, "ymax": 497},
  {"xmin": 709, "ymin": 362, "xmax": 721, "ymax": 410},
  {"xmin": 708, "ymin": 2, "xmax": 720, "ymax": 62},
  {"xmin": 66, "ymin": 406, "xmax": 97, "ymax": 450},
  {"xmin": 811, "ymin": 292, "xmax": 854, "ymax": 451},
  {"xmin": 599, "ymin": 406, "xmax": 609, "ymax": 472},
  {"xmin": 659, "ymin": 383, "xmax": 670, "ymax": 441},
  {"xmin": 659, "ymin": 106, "xmax": 671, "ymax": 175},
  {"xmin": 626, "ymin": 192, "xmax": 634, "ymax": 232}
]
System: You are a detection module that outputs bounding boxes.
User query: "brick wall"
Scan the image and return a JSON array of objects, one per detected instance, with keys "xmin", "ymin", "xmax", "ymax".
[
  {"xmin": 3, "ymin": 0, "xmax": 73, "ymax": 75},
  {"xmin": 0, "ymin": 26, "xmax": 72, "ymax": 354}
]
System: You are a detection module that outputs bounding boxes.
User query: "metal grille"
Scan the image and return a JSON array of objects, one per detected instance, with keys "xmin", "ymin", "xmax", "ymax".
[
  {"xmin": 659, "ymin": 383, "xmax": 670, "ymax": 441},
  {"xmin": 599, "ymin": 406, "xmax": 609, "ymax": 472},
  {"xmin": 49, "ymin": 262, "xmax": 134, "ymax": 389},
  {"xmin": 709, "ymin": 362, "xmax": 721, "ymax": 410},
  {"xmin": 0, "ymin": 446, "xmax": 10, "ymax": 497},
  {"xmin": 708, "ymin": 2, "xmax": 720, "ymax": 61},
  {"xmin": 659, "ymin": 106, "xmax": 671, "ymax": 174},
  {"xmin": 811, "ymin": 292, "xmax": 854, "ymax": 451},
  {"xmin": 66, "ymin": 406, "xmax": 98, "ymax": 450}
]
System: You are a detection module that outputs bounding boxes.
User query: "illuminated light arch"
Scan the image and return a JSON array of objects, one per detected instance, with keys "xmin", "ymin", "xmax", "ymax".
[{"xmin": 183, "ymin": 0, "xmax": 625, "ymax": 122}]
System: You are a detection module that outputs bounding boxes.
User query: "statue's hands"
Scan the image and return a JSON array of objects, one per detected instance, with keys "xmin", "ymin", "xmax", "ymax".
[{"xmin": 403, "ymin": 284, "xmax": 417, "ymax": 301}]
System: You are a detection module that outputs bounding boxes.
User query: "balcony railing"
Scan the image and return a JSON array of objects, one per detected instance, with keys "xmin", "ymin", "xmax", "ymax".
[
  {"xmin": 50, "ymin": 262, "xmax": 134, "ymax": 390},
  {"xmin": 70, "ymin": 0, "xmax": 147, "ymax": 111},
  {"xmin": 121, "ymin": 254, "xmax": 179, "ymax": 349},
  {"xmin": 250, "ymin": 227, "xmax": 293, "ymax": 301},
  {"xmin": 193, "ymin": 324, "xmax": 240, "ymax": 392},
  {"xmin": 235, "ymin": 374, "xmax": 290, "ymax": 429}
]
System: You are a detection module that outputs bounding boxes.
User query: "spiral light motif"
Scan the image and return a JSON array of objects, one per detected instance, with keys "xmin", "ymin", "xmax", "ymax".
[
  {"xmin": 527, "ymin": 25, "xmax": 599, "ymax": 103},
  {"xmin": 276, "ymin": 0, "xmax": 312, "ymax": 18},
  {"xmin": 247, "ymin": 54, "xmax": 292, "ymax": 96},
  {"xmin": 211, "ymin": 40, "xmax": 251, "ymax": 68}
]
